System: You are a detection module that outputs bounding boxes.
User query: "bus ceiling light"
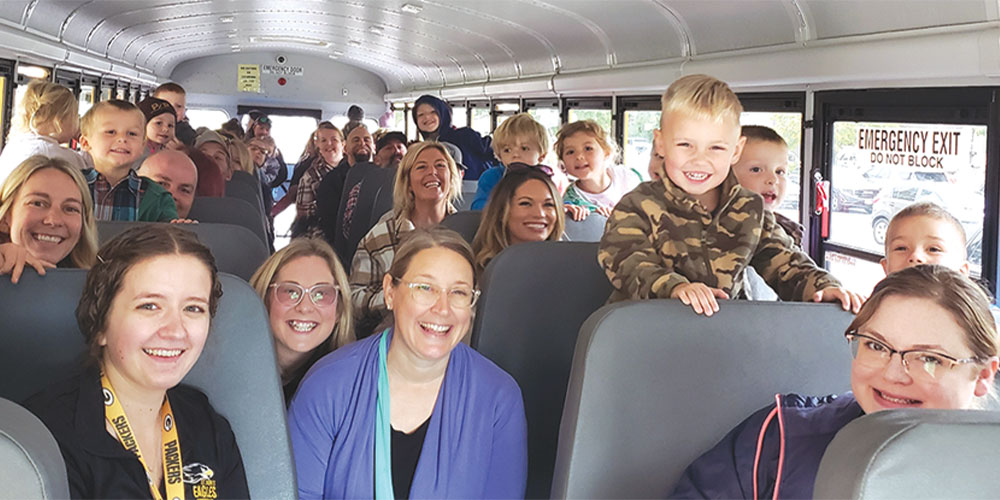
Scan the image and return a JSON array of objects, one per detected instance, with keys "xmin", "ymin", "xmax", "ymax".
[
  {"xmin": 401, "ymin": 3, "xmax": 422, "ymax": 14},
  {"xmin": 251, "ymin": 35, "xmax": 329, "ymax": 47},
  {"xmin": 17, "ymin": 65, "xmax": 49, "ymax": 79},
  {"xmin": 369, "ymin": 25, "xmax": 384, "ymax": 35}
]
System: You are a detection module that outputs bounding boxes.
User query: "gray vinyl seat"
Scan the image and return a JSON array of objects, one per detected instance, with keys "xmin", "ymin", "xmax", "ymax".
[
  {"xmin": 564, "ymin": 213, "xmax": 608, "ymax": 242},
  {"xmin": 0, "ymin": 270, "xmax": 296, "ymax": 499},
  {"xmin": 459, "ymin": 179, "xmax": 478, "ymax": 210},
  {"xmin": 471, "ymin": 241, "xmax": 612, "ymax": 498},
  {"xmin": 188, "ymin": 196, "xmax": 269, "ymax": 246},
  {"xmin": 0, "ymin": 397, "xmax": 70, "ymax": 500},
  {"xmin": 440, "ymin": 210, "xmax": 482, "ymax": 244},
  {"xmin": 551, "ymin": 300, "xmax": 855, "ymax": 499},
  {"xmin": 333, "ymin": 164, "xmax": 396, "ymax": 267},
  {"xmin": 97, "ymin": 221, "xmax": 269, "ymax": 281},
  {"xmin": 226, "ymin": 170, "xmax": 265, "ymax": 215},
  {"xmin": 814, "ymin": 409, "xmax": 1000, "ymax": 499}
]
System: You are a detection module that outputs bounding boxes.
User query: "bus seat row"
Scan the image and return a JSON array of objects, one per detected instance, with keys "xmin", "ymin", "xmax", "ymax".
[
  {"xmin": 188, "ymin": 196, "xmax": 270, "ymax": 246},
  {"xmin": 96, "ymin": 221, "xmax": 269, "ymax": 281},
  {"xmin": 0, "ymin": 397, "xmax": 70, "ymax": 500},
  {"xmin": 0, "ymin": 271, "xmax": 296, "ymax": 499},
  {"xmin": 332, "ymin": 163, "xmax": 396, "ymax": 267},
  {"xmin": 225, "ymin": 171, "xmax": 267, "ymax": 217},
  {"xmin": 441, "ymin": 210, "xmax": 609, "ymax": 246},
  {"xmin": 442, "ymin": 210, "xmax": 482, "ymax": 243},
  {"xmin": 471, "ymin": 242, "xmax": 612, "ymax": 497}
]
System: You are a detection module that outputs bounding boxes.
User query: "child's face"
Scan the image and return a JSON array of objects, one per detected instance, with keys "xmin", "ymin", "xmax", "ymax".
[
  {"xmin": 654, "ymin": 111, "xmax": 745, "ymax": 207},
  {"xmin": 731, "ymin": 139, "xmax": 788, "ymax": 211},
  {"xmin": 81, "ymin": 108, "xmax": 144, "ymax": 171},
  {"xmin": 154, "ymin": 91, "xmax": 186, "ymax": 121},
  {"xmin": 497, "ymin": 134, "xmax": 544, "ymax": 168},
  {"xmin": 881, "ymin": 215, "xmax": 969, "ymax": 275},
  {"xmin": 415, "ymin": 104, "xmax": 440, "ymax": 134},
  {"xmin": 560, "ymin": 132, "xmax": 610, "ymax": 182},
  {"xmin": 145, "ymin": 113, "xmax": 176, "ymax": 146}
]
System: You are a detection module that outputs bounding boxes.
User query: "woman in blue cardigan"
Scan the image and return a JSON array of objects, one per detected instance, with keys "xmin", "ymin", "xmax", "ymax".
[{"xmin": 288, "ymin": 226, "xmax": 528, "ymax": 499}]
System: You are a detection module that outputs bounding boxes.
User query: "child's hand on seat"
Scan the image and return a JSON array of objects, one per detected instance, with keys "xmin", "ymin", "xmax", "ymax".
[
  {"xmin": 595, "ymin": 206, "xmax": 613, "ymax": 217},
  {"xmin": 565, "ymin": 204, "xmax": 590, "ymax": 221},
  {"xmin": 812, "ymin": 287, "xmax": 867, "ymax": 313},
  {"xmin": 671, "ymin": 282, "xmax": 729, "ymax": 316}
]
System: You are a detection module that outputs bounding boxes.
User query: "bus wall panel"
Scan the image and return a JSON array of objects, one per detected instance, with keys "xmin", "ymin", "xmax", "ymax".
[{"xmin": 171, "ymin": 51, "xmax": 388, "ymax": 119}]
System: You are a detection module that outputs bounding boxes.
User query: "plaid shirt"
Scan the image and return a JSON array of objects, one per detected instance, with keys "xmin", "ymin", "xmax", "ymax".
[
  {"xmin": 295, "ymin": 156, "xmax": 337, "ymax": 218},
  {"xmin": 349, "ymin": 210, "xmax": 415, "ymax": 319},
  {"xmin": 85, "ymin": 168, "xmax": 143, "ymax": 221}
]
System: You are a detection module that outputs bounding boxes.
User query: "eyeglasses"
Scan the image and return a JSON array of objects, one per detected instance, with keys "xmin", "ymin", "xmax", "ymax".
[
  {"xmin": 846, "ymin": 331, "xmax": 983, "ymax": 381},
  {"xmin": 269, "ymin": 282, "xmax": 339, "ymax": 308},
  {"xmin": 392, "ymin": 278, "xmax": 480, "ymax": 309},
  {"xmin": 507, "ymin": 162, "xmax": 555, "ymax": 177}
]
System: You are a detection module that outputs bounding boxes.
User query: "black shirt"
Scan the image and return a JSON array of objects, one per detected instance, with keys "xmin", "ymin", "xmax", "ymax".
[
  {"xmin": 24, "ymin": 366, "xmax": 250, "ymax": 499},
  {"xmin": 391, "ymin": 418, "xmax": 430, "ymax": 500}
]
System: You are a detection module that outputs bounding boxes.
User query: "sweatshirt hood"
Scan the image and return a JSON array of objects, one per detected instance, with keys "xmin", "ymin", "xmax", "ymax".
[{"xmin": 413, "ymin": 94, "xmax": 452, "ymax": 138}]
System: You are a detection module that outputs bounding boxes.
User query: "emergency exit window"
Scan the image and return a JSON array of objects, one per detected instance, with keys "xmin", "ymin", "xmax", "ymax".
[{"xmin": 828, "ymin": 121, "xmax": 986, "ymax": 276}]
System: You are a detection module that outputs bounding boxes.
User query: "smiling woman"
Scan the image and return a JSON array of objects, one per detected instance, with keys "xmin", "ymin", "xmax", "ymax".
[
  {"xmin": 23, "ymin": 224, "xmax": 249, "ymax": 499},
  {"xmin": 289, "ymin": 227, "xmax": 527, "ymax": 499},
  {"xmin": 670, "ymin": 264, "xmax": 1000, "ymax": 499},
  {"xmin": 349, "ymin": 141, "xmax": 462, "ymax": 336},
  {"xmin": 0, "ymin": 155, "xmax": 97, "ymax": 282}
]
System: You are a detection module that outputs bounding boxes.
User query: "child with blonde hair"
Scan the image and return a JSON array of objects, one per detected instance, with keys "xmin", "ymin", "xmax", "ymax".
[
  {"xmin": 0, "ymin": 80, "xmax": 87, "ymax": 180},
  {"xmin": 558, "ymin": 120, "xmax": 643, "ymax": 221},
  {"xmin": 881, "ymin": 201, "xmax": 970, "ymax": 276},
  {"xmin": 471, "ymin": 113, "xmax": 551, "ymax": 210},
  {"xmin": 600, "ymin": 74, "xmax": 864, "ymax": 316}
]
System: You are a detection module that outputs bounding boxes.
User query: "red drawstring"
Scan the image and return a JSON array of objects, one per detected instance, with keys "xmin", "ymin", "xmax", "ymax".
[{"xmin": 752, "ymin": 394, "xmax": 787, "ymax": 500}]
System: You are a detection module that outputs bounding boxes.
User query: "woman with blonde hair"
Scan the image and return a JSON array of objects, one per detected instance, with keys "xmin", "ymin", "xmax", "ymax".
[
  {"xmin": 350, "ymin": 141, "xmax": 462, "ymax": 334},
  {"xmin": 473, "ymin": 166, "xmax": 565, "ymax": 271},
  {"xmin": 0, "ymin": 80, "xmax": 87, "ymax": 180},
  {"xmin": 0, "ymin": 155, "xmax": 97, "ymax": 282},
  {"xmin": 250, "ymin": 238, "xmax": 354, "ymax": 404}
]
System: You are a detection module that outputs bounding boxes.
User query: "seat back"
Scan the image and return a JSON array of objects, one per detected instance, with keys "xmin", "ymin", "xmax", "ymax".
[
  {"xmin": 97, "ymin": 221, "xmax": 269, "ymax": 281},
  {"xmin": 225, "ymin": 171, "xmax": 265, "ymax": 214},
  {"xmin": 471, "ymin": 241, "xmax": 612, "ymax": 498},
  {"xmin": 564, "ymin": 213, "xmax": 608, "ymax": 242},
  {"xmin": 814, "ymin": 409, "xmax": 1000, "ymax": 499},
  {"xmin": 551, "ymin": 300, "xmax": 854, "ymax": 499},
  {"xmin": 441, "ymin": 210, "xmax": 482, "ymax": 244},
  {"xmin": 188, "ymin": 196, "xmax": 269, "ymax": 246},
  {"xmin": 458, "ymin": 179, "xmax": 478, "ymax": 210},
  {"xmin": 0, "ymin": 270, "xmax": 296, "ymax": 499},
  {"xmin": 333, "ymin": 164, "xmax": 395, "ymax": 266},
  {"xmin": 0, "ymin": 397, "xmax": 70, "ymax": 500}
]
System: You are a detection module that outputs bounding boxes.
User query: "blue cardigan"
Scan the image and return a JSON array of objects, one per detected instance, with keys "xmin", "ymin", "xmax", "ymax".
[{"xmin": 288, "ymin": 330, "xmax": 528, "ymax": 499}]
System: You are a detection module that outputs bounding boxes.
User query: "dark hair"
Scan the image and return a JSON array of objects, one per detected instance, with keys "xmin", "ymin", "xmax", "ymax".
[
  {"xmin": 741, "ymin": 125, "xmax": 788, "ymax": 147},
  {"xmin": 348, "ymin": 105, "xmax": 364, "ymax": 121},
  {"xmin": 76, "ymin": 225, "xmax": 224, "ymax": 361},
  {"xmin": 221, "ymin": 118, "xmax": 245, "ymax": 140},
  {"xmin": 153, "ymin": 82, "xmax": 186, "ymax": 95}
]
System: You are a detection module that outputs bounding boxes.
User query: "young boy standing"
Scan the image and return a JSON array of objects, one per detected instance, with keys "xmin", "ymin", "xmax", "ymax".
[
  {"xmin": 599, "ymin": 74, "xmax": 863, "ymax": 316},
  {"xmin": 731, "ymin": 125, "xmax": 803, "ymax": 246},
  {"xmin": 79, "ymin": 100, "xmax": 177, "ymax": 222}
]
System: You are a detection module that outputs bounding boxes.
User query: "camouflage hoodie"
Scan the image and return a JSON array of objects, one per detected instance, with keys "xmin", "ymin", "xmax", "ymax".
[{"xmin": 598, "ymin": 170, "xmax": 839, "ymax": 303}]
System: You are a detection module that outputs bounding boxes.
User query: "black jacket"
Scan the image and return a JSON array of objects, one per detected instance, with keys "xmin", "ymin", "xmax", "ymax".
[{"xmin": 25, "ymin": 366, "xmax": 250, "ymax": 499}]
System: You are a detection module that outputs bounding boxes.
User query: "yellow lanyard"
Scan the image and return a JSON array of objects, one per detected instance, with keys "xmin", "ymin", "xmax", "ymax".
[{"xmin": 101, "ymin": 372, "xmax": 185, "ymax": 500}]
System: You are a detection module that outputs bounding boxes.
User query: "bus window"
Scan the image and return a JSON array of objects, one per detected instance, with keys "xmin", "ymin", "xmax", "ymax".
[
  {"xmin": 827, "ymin": 120, "xmax": 987, "ymax": 289},
  {"xmin": 391, "ymin": 106, "xmax": 406, "ymax": 134},
  {"xmin": 328, "ymin": 115, "xmax": 378, "ymax": 133},
  {"xmin": 450, "ymin": 103, "xmax": 468, "ymax": 129},
  {"xmin": 116, "ymin": 87, "xmax": 126, "ymax": 100},
  {"xmin": 469, "ymin": 101, "xmax": 490, "ymax": 136},
  {"xmin": 568, "ymin": 108, "xmax": 612, "ymax": 136},
  {"xmin": 268, "ymin": 115, "xmax": 319, "ymax": 163},
  {"xmin": 79, "ymin": 85, "xmax": 95, "ymax": 115},
  {"xmin": 100, "ymin": 87, "xmax": 112, "ymax": 101},
  {"xmin": 187, "ymin": 108, "xmax": 230, "ymax": 131},
  {"xmin": 623, "ymin": 109, "xmax": 659, "ymax": 173},
  {"xmin": 493, "ymin": 101, "xmax": 520, "ymax": 130},
  {"xmin": 741, "ymin": 111, "xmax": 803, "ymax": 222},
  {"xmin": 525, "ymin": 100, "xmax": 561, "ymax": 148},
  {"xmin": 823, "ymin": 250, "xmax": 885, "ymax": 299}
]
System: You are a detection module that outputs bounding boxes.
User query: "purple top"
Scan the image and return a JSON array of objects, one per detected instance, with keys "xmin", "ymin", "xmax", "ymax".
[{"xmin": 288, "ymin": 330, "xmax": 528, "ymax": 499}]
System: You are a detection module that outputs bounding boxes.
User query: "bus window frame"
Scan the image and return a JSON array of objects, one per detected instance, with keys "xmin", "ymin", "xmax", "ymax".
[
  {"xmin": 0, "ymin": 58, "xmax": 14, "ymax": 149},
  {"xmin": 811, "ymin": 87, "xmax": 998, "ymax": 296},
  {"xmin": 491, "ymin": 99, "xmax": 521, "ymax": 132},
  {"xmin": 467, "ymin": 99, "xmax": 491, "ymax": 136},
  {"xmin": 53, "ymin": 69, "xmax": 82, "ymax": 98},
  {"xmin": 99, "ymin": 77, "xmax": 116, "ymax": 101},
  {"xmin": 564, "ymin": 97, "xmax": 613, "ymax": 134}
]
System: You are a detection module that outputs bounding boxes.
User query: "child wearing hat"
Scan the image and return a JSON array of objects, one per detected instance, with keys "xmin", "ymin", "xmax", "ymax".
[{"xmin": 137, "ymin": 96, "xmax": 178, "ymax": 155}]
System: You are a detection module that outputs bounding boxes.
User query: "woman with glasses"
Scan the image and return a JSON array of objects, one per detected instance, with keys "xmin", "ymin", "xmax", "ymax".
[
  {"xmin": 290, "ymin": 227, "xmax": 528, "ymax": 499},
  {"xmin": 671, "ymin": 264, "xmax": 999, "ymax": 499},
  {"xmin": 472, "ymin": 166, "xmax": 565, "ymax": 272},
  {"xmin": 250, "ymin": 238, "xmax": 354, "ymax": 405},
  {"xmin": 350, "ymin": 141, "xmax": 463, "ymax": 336}
]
